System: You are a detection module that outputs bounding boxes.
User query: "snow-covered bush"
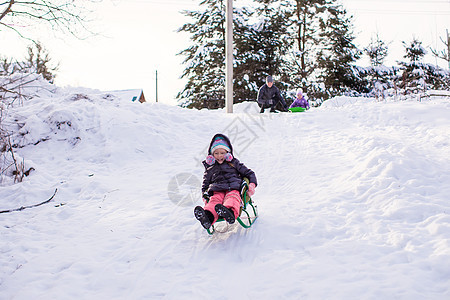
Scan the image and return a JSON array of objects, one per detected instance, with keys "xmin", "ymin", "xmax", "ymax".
[{"xmin": 0, "ymin": 73, "xmax": 57, "ymax": 184}]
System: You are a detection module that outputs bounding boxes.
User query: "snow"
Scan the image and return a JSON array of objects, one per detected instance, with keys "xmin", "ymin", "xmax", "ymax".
[{"xmin": 1, "ymin": 84, "xmax": 450, "ymax": 299}]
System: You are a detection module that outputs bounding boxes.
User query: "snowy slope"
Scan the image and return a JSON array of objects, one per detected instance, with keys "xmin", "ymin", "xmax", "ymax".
[{"xmin": 1, "ymin": 87, "xmax": 449, "ymax": 299}]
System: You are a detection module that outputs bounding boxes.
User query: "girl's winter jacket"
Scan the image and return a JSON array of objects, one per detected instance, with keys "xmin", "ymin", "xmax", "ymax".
[
  {"xmin": 290, "ymin": 96, "xmax": 310, "ymax": 109},
  {"xmin": 202, "ymin": 158, "xmax": 257, "ymax": 195},
  {"xmin": 257, "ymin": 83, "xmax": 284, "ymax": 106},
  {"xmin": 202, "ymin": 133, "xmax": 257, "ymax": 195}
]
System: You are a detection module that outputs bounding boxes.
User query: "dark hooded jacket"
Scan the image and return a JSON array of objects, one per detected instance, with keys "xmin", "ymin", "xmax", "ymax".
[
  {"xmin": 202, "ymin": 133, "xmax": 257, "ymax": 195},
  {"xmin": 257, "ymin": 83, "xmax": 283, "ymax": 106}
]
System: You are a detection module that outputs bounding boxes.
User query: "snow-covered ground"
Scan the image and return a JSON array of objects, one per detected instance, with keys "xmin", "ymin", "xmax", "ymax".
[{"xmin": 1, "ymin": 85, "xmax": 449, "ymax": 299}]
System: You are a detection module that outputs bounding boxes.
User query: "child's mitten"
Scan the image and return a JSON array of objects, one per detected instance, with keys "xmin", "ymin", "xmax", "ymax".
[
  {"xmin": 206, "ymin": 155, "xmax": 215, "ymax": 165},
  {"xmin": 225, "ymin": 153, "xmax": 233, "ymax": 162}
]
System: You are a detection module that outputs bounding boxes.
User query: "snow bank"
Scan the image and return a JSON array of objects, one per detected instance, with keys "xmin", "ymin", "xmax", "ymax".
[
  {"xmin": 320, "ymin": 96, "xmax": 374, "ymax": 108},
  {"xmin": 0, "ymin": 88, "xmax": 449, "ymax": 299}
]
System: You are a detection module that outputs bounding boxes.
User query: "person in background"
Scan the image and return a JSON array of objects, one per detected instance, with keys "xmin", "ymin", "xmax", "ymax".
[
  {"xmin": 289, "ymin": 88, "xmax": 310, "ymax": 110},
  {"xmin": 257, "ymin": 75, "xmax": 288, "ymax": 113}
]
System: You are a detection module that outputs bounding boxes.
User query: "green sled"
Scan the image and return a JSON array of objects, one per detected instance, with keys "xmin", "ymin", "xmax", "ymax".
[
  {"xmin": 204, "ymin": 178, "xmax": 258, "ymax": 235},
  {"xmin": 288, "ymin": 107, "xmax": 306, "ymax": 112}
]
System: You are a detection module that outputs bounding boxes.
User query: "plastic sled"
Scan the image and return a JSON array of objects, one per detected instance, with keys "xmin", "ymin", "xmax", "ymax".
[
  {"xmin": 204, "ymin": 178, "xmax": 258, "ymax": 235},
  {"xmin": 289, "ymin": 107, "xmax": 306, "ymax": 112}
]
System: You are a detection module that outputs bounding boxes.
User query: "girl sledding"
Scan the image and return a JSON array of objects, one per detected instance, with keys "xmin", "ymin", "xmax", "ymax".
[
  {"xmin": 194, "ymin": 133, "xmax": 258, "ymax": 234},
  {"xmin": 289, "ymin": 88, "xmax": 310, "ymax": 112}
]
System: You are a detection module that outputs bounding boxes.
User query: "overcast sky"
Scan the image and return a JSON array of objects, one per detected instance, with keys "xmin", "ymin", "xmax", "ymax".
[{"xmin": 1, "ymin": 0, "xmax": 449, "ymax": 105}]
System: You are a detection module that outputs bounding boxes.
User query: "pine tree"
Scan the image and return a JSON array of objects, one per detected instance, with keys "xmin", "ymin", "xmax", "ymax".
[
  {"xmin": 176, "ymin": 0, "xmax": 227, "ymax": 109},
  {"xmin": 397, "ymin": 38, "xmax": 428, "ymax": 93},
  {"xmin": 363, "ymin": 34, "xmax": 395, "ymax": 98},
  {"xmin": 284, "ymin": 0, "xmax": 330, "ymax": 89},
  {"xmin": 176, "ymin": 0, "xmax": 368, "ymax": 107},
  {"xmin": 234, "ymin": 0, "xmax": 291, "ymax": 102},
  {"xmin": 403, "ymin": 38, "xmax": 427, "ymax": 64},
  {"xmin": 316, "ymin": 3, "xmax": 362, "ymax": 99},
  {"xmin": 177, "ymin": 0, "xmax": 266, "ymax": 108},
  {"xmin": 398, "ymin": 38, "xmax": 449, "ymax": 92},
  {"xmin": 177, "ymin": 0, "xmax": 293, "ymax": 107},
  {"xmin": 365, "ymin": 34, "xmax": 388, "ymax": 67},
  {"xmin": 229, "ymin": 6, "xmax": 259, "ymax": 103}
]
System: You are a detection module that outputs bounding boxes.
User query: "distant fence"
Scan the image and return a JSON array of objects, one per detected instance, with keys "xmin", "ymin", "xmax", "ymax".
[{"xmin": 419, "ymin": 89, "xmax": 450, "ymax": 101}]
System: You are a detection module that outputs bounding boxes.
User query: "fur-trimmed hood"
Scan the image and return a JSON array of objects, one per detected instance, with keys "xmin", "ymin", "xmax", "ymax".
[{"xmin": 207, "ymin": 133, "xmax": 233, "ymax": 155}]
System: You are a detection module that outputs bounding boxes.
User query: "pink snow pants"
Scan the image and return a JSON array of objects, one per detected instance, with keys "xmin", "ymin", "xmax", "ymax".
[{"xmin": 204, "ymin": 190, "xmax": 241, "ymax": 223}]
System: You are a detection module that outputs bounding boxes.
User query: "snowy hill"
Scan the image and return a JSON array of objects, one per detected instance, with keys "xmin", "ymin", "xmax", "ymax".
[{"xmin": 1, "ymin": 85, "xmax": 450, "ymax": 299}]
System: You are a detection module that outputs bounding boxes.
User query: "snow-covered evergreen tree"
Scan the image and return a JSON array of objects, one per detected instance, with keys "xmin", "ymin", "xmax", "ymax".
[
  {"xmin": 363, "ymin": 34, "xmax": 395, "ymax": 98},
  {"xmin": 396, "ymin": 38, "xmax": 449, "ymax": 93},
  {"xmin": 177, "ymin": 0, "xmax": 293, "ymax": 107},
  {"xmin": 176, "ymin": 0, "xmax": 227, "ymax": 109},
  {"xmin": 316, "ymin": 3, "xmax": 363, "ymax": 99},
  {"xmin": 283, "ymin": 0, "xmax": 330, "ymax": 90},
  {"xmin": 227, "ymin": 6, "xmax": 256, "ymax": 103},
  {"xmin": 233, "ymin": 0, "xmax": 291, "ymax": 102},
  {"xmin": 365, "ymin": 34, "xmax": 388, "ymax": 68}
]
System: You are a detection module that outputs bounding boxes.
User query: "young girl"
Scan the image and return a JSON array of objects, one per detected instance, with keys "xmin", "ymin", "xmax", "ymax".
[
  {"xmin": 194, "ymin": 133, "xmax": 257, "ymax": 230},
  {"xmin": 290, "ymin": 89, "xmax": 310, "ymax": 110}
]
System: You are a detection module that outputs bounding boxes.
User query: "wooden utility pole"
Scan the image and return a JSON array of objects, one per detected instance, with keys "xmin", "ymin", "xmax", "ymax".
[
  {"xmin": 156, "ymin": 70, "xmax": 158, "ymax": 103},
  {"xmin": 447, "ymin": 29, "xmax": 450, "ymax": 70},
  {"xmin": 225, "ymin": 0, "xmax": 233, "ymax": 113}
]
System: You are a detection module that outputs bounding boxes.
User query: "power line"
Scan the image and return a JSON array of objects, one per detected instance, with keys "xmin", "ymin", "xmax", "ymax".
[
  {"xmin": 350, "ymin": 9, "xmax": 450, "ymax": 15},
  {"xmin": 343, "ymin": 0, "xmax": 450, "ymax": 15},
  {"xmin": 346, "ymin": 0, "xmax": 449, "ymax": 3},
  {"xmin": 121, "ymin": 0, "xmax": 198, "ymax": 4}
]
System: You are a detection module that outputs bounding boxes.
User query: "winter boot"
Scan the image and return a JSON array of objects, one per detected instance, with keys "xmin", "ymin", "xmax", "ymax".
[
  {"xmin": 194, "ymin": 206, "xmax": 213, "ymax": 229},
  {"xmin": 215, "ymin": 204, "xmax": 236, "ymax": 224}
]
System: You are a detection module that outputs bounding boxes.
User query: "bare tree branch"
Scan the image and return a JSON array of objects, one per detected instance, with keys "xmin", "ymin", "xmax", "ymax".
[
  {"xmin": 430, "ymin": 31, "xmax": 450, "ymax": 69},
  {"xmin": 0, "ymin": 0, "xmax": 98, "ymax": 39},
  {"xmin": 0, "ymin": 188, "xmax": 58, "ymax": 214},
  {"xmin": 0, "ymin": 1, "xmax": 14, "ymax": 21}
]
